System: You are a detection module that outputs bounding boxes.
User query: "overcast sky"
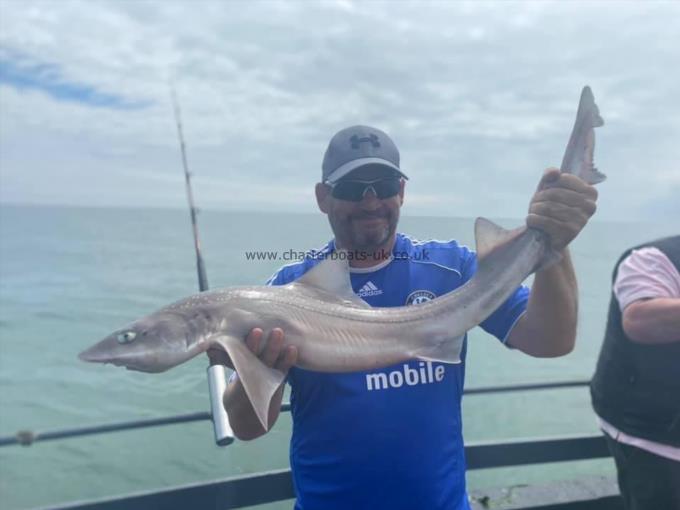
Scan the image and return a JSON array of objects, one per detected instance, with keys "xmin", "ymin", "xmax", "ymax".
[{"xmin": 0, "ymin": 0, "xmax": 678, "ymax": 221}]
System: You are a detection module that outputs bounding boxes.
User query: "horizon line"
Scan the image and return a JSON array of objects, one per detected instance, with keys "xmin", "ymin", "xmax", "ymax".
[{"xmin": 0, "ymin": 200, "xmax": 666, "ymax": 226}]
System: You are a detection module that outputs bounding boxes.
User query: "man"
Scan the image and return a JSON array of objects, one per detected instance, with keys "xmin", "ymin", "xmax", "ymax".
[
  {"xmin": 591, "ymin": 236, "xmax": 680, "ymax": 510},
  {"xmin": 221, "ymin": 125, "xmax": 598, "ymax": 510}
]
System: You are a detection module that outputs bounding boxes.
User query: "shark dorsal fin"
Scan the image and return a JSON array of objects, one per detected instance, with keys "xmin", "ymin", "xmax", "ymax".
[
  {"xmin": 291, "ymin": 251, "xmax": 369, "ymax": 307},
  {"xmin": 474, "ymin": 218, "xmax": 525, "ymax": 259}
]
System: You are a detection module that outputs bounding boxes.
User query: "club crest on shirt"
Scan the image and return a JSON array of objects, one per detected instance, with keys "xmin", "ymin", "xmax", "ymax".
[{"xmin": 405, "ymin": 290, "xmax": 436, "ymax": 305}]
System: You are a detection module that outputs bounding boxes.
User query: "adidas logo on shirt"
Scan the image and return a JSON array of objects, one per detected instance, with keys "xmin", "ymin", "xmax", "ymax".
[{"xmin": 357, "ymin": 281, "xmax": 383, "ymax": 297}]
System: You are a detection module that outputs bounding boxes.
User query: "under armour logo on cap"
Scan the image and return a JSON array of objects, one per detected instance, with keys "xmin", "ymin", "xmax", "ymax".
[
  {"xmin": 322, "ymin": 125, "xmax": 409, "ymax": 184},
  {"xmin": 350, "ymin": 134, "xmax": 381, "ymax": 149}
]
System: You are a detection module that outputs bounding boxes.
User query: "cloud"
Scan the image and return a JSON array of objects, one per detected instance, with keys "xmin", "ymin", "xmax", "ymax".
[
  {"xmin": 0, "ymin": 49, "xmax": 150, "ymax": 109},
  {"xmin": 0, "ymin": 0, "xmax": 679, "ymax": 221}
]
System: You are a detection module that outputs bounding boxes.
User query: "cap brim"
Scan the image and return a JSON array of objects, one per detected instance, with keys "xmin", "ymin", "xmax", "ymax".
[{"xmin": 324, "ymin": 157, "xmax": 408, "ymax": 184}]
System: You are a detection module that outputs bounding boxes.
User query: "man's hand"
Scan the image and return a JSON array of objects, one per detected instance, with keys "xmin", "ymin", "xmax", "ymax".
[
  {"xmin": 527, "ymin": 168, "xmax": 598, "ymax": 252},
  {"xmin": 506, "ymin": 167, "xmax": 598, "ymax": 357}
]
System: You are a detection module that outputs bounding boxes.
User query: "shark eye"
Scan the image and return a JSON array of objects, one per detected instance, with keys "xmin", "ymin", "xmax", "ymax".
[{"xmin": 116, "ymin": 331, "xmax": 137, "ymax": 344}]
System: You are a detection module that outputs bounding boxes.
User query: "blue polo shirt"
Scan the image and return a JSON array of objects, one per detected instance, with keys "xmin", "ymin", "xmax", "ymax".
[{"xmin": 267, "ymin": 233, "xmax": 529, "ymax": 510}]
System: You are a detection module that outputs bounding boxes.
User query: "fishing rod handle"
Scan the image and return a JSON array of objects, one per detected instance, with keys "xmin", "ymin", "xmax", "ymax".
[{"xmin": 207, "ymin": 364, "xmax": 235, "ymax": 446}]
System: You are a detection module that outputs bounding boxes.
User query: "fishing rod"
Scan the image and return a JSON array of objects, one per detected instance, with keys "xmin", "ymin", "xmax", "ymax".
[{"xmin": 170, "ymin": 85, "xmax": 234, "ymax": 446}]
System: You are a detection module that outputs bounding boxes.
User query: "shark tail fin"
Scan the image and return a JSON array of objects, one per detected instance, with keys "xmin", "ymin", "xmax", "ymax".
[
  {"xmin": 581, "ymin": 86, "xmax": 604, "ymax": 127},
  {"xmin": 562, "ymin": 86, "xmax": 607, "ymax": 185},
  {"xmin": 586, "ymin": 162, "xmax": 607, "ymax": 185},
  {"xmin": 214, "ymin": 335, "xmax": 286, "ymax": 432}
]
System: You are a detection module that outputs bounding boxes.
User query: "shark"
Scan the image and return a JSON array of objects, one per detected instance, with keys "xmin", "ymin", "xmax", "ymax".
[{"xmin": 79, "ymin": 86, "xmax": 605, "ymax": 431}]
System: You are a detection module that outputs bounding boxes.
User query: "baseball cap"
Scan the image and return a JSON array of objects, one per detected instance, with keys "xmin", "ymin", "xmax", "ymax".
[{"xmin": 321, "ymin": 125, "xmax": 409, "ymax": 184}]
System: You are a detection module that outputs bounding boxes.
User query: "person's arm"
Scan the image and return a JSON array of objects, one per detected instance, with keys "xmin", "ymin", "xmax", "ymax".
[
  {"xmin": 211, "ymin": 328, "xmax": 297, "ymax": 441},
  {"xmin": 505, "ymin": 168, "xmax": 597, "ymax": 357},
  {"xmin": 623, "ymin": 298, "xmax": 680, "ymax": 344},
  {"xmin": 613, "ymin": 247, "xmax": 680, "ymax": 344},
  {"xmin": 506, "ymin": 249, "xmax": 578, "ymax": 357}
]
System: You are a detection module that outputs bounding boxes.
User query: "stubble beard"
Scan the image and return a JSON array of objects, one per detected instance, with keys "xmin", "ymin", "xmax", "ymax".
[
  {"xmin": 331, "ymin": 210, "xmax": 399, "ymax": 255},
  {"xmin": 350, "ymin": 222, "xmax": 392, "ymax": 251}
]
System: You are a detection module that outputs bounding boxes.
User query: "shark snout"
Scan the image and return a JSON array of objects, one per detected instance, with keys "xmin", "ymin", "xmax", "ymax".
[{"xmin": 78, "ymin": 344, "xmax": 113, "ymax": 364}]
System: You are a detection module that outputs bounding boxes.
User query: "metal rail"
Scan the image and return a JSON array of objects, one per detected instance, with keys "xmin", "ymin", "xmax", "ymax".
[
  {"xmin": 38, "ymin": 434, "xmax": 615, "ymax": 510},
  {"xmin": 0, "ymin": 380, "xmax": 590, "ymax": 447},
  {"xmin": 1, "ymin": 412, "xmax": 211, "ymax": 447}
]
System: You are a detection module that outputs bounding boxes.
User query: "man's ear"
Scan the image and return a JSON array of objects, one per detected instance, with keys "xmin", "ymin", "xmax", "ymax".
[
  {"xmin": 398, "ymin": 179, "xmax": 405, "ymax": 206},
  {"xmin": 315, "ymin": 182, "xmax": 331, "ymax": 213}
]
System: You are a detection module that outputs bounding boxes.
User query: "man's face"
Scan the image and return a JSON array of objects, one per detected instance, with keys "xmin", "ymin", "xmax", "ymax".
[{"xmin": 316, "ymin": 165, "xmax": 405, "ymax": 253}]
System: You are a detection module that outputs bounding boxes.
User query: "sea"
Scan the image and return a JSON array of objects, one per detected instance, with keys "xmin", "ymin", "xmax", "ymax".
[{"xmin": 0, "ymin": 203, "xmax": 676, "ymax": 510}]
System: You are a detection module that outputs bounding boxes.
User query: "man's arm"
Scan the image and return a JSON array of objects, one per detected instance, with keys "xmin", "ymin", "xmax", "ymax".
[
  {"xmin": 506, "ymin": 249, "xmax": 578, "ymax": 357},
  {"xmin": 506, "ymin": 168, "xmax": 597, "ymax": 357},
  {"xmin": 623, "ymin": 298, "xmax": 680, "ymax": 344}
]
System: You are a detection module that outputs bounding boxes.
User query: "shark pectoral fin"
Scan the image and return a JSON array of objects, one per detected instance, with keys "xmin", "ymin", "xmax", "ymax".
[
  {"xmin": 416, "ymin": 334, "xmax": 465, "ymax": 365},
  {"xmin": 474, "ymin": 218, "xmax": 526, "ymax": 260},
  {"xmin": 212, "ymin": 335, "xmax": 286, "ymax": 432},
  {"xmin": 287, "ymin": 251, "xmax": 369, "ymax": 308}
]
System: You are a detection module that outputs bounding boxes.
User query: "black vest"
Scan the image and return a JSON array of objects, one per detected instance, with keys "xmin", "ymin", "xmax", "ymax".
[{"xmin": 590, "ymin": 235, "xmax": 680, "ymax": 447}]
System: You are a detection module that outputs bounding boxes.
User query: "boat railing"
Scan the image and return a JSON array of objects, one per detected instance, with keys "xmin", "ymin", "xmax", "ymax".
[
  {"xmin": 0, "ymin": 380, "xmax": 591, "ymax": 447},
  {"xmin": 5, "ymin": 379, "xmax": 622, "ymax": 510}
]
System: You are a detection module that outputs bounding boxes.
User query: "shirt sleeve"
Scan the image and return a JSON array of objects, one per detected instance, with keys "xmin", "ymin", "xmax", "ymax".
[
  {"xmin": 614, "ymin": 247, "xmax": 680, "ymax": 311},
  {"xmin": 461, "ymin": 250, "xmax": 530, "ymax": 343},
  {"xmin": 266, "ymin": 264, "xmax": 300, "ymax": 286},
  {"xmin": 265, "ymin": 269, "xmax": 286, "ymax": 286}
]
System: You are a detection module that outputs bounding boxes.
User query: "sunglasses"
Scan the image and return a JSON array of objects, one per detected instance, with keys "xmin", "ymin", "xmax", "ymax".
[{"xmin": 327, "ymin": 177, "xmax": 401, "ymax": 202}]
